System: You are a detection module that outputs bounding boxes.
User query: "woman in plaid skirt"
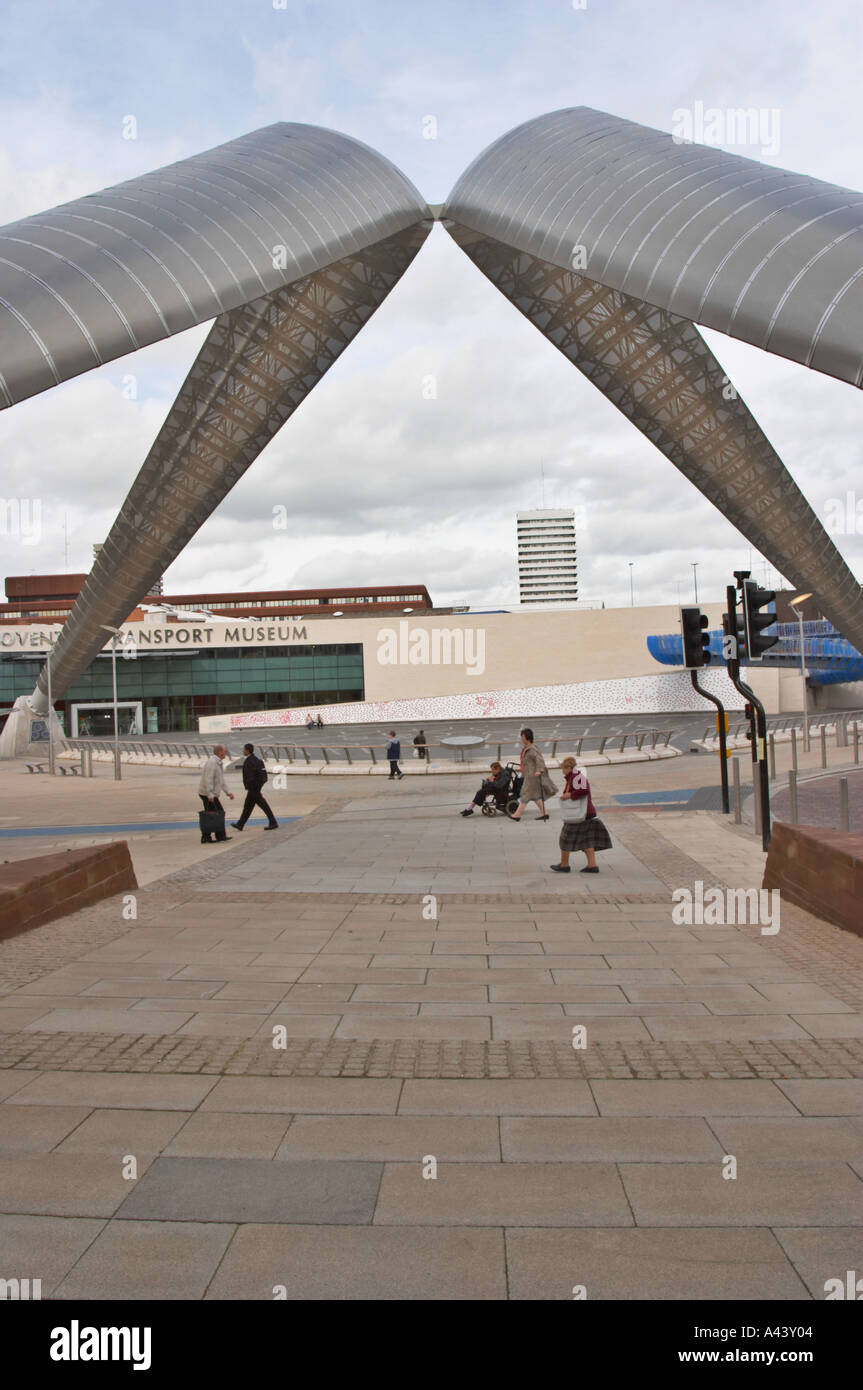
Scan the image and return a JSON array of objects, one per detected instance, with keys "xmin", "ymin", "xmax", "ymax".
[{"xmin": 551, "ymin": 756, "xmax": 612, "ymax": 874}]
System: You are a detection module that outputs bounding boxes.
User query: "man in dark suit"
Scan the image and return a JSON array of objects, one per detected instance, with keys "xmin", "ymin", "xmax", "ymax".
[{"xmin": 231, "ymin": 743, "xmax": 279, "ymax": 831}]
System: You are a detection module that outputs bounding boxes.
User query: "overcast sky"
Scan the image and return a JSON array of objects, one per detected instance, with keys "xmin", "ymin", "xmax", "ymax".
[{"xmin": 1, "ymin": 0, "xmax": 861, "ymax": 614}]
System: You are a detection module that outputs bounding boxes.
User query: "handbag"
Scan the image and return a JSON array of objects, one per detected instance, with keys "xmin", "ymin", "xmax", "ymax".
[
  {"xmin": 199, "ymin": 802, "xmax": 225, "ymax": 836},
  {"xmin": 561, "ymin": 772, "xmax": 589, "ymax": 822}
]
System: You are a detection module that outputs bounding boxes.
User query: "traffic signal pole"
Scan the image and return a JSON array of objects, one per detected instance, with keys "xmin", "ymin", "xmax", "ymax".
[
  {"xmin": 689, "ymin": 669, "xmax": 730, "ymax": 814},
  {"xmin": 725, "ymin": 582, "xmax": 771, "ymax": 851},
  {"xmin": 681, "ymin": 604, "xmax": 729, "ymax": 816}
]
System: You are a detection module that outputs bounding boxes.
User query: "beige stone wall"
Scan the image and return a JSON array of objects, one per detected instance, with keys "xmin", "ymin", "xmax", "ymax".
[{"xmin": 359, "ymin": 603, "xmax": 727, "ymax": 701}]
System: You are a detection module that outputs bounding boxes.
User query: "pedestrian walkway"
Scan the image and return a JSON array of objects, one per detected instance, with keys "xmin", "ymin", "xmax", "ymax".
[{"xmin": 0, "ymin": 780, "xmax": 861, "ymax": 1300}]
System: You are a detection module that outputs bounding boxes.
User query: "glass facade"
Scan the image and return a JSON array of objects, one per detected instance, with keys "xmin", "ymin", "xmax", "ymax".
[{"xmin": 0, "ymin": 643, "xmax": 364, "ymax": 732}]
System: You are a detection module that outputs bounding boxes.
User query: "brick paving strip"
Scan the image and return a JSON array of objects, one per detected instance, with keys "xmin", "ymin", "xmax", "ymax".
[{"xmin": 1, "ymin": 1030, "xmax": 862, "ymax": 1079}]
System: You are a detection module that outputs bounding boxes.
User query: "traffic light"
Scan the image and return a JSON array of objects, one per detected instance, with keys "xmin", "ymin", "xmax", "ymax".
[
  {"xmin": 722, "ymin": 609, "xmax": 746, "ymax": 662},
  {"xmin": 681, "ymin": 606, "xmax": 711, "ymax": 668},
  {"xmin": 742, "ymin": 581, "xmax": 778, "ymax": 661}
]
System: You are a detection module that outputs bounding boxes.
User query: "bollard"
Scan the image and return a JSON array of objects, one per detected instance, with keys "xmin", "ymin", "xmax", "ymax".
[
  {"xmin": 768, "ymin": 733, "xmax": 776, "ymax": 780},
  {"xmin": 788, "ymin": 771, "xmax": 798, "ymax": 825},
  {"xmin": 113, "ymin": 747, "xmax": 122, "ymax": 781},
  {"xmin": 839, "ymin": 777, "xmax": 850, "ymax": 832},
  {"xmin": 80, "ymin": 749, "xmax": 87, "ymax": 777},
  {"xmin": 821, "ymin": 724, "xmax": 827, "ymax": 769},
  {"xmin": 732, "ymin": 758, "xmax": 742, "ymax": 824},
  {"xmin": 791, "ymin": 727, "xmax": 798, "ymax": 773}
]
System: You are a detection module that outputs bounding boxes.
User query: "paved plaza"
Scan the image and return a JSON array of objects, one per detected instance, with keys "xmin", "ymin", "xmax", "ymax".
[{"xmin": 1, "ymin": 757, "xmax": 861, "ymax": 1300}]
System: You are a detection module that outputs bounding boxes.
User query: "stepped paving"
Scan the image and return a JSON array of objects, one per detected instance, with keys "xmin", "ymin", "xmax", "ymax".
[{"xmin": 1, "ymin": 788, "xmax": 862, "ymax": 1300}]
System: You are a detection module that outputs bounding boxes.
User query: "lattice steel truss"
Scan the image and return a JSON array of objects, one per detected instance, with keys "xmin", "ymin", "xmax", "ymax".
[
  {"xmin": 32, "ymin": 226, "xmax": 426, "ymax": 708},
  {"xmin": 447, "ymin": 227, "xmax": 863, "ymax": 651}
]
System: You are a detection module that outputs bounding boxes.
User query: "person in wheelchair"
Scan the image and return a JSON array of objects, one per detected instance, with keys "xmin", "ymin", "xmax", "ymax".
[{"xmin": 460, "ymin": 762, "xmax": 521, "ymax": 817}]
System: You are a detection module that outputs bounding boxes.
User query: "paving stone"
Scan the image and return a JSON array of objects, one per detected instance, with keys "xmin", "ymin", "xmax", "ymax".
[
  {"xmin": 55, "ymin": 1108, "xmax": 190, "ymax": 1155},
  {"xmin": 399, "ymin": 1080, "xmax": 596, "ymax": 1115},
  {"xmin": 0, "ymin": 1071, "xmax": 49, "ymax": 1101},
  {"xmin": 0, "ymin": 1153, "xmax": 154, "ymax": 1216},
  {"xmin": 131, "ymin": 996, "xmax": 277, "ymax": 1015},
  {"xmin": 506, "ymin": 1228, "xmax": 807, "ymax": 1300},
  {"xmin": 773, "ymin": 1228, "xmax": 863, "ymax": 1299},
  {"xmin": 116, "ymin": 1156, "xmax": 381, "ymax": 1224},
  {"xmin": 492, "ymin": 1017, "xmax": 652, "ymax": 1041},
  {"xmin": 417, "ymin": 1003, "xmax": 563, "ymax": 1018},
  {"xmin": 283, "ymin": 983, "xmax": 355, "ymax": 1002},
  {"xmin": 645, "ymin": 1015, "xmax": 811, "ymax": 1041},
  {"xmin": 276, "ymin": 1114, "xmax": 499, "ymax": 1161},
  {"xmin": 299, "ymin": 968, "xmax": 427, "ymax": 984},
  {"xmin": 83, "ymin": 979, "xmax": 223, "ymax": 999},
  {"xmin": 204, "ymin": 1224, "xmax": 506, "ymax": 1299},
  {"xmin": 212, "ymin": 981, "xmax": 295, "ymax": 1001},
  {"xmin": 620, "ymin": 1161, "xmax": 863, "ymax": 1226},
  {"xmin": 177, "ymin": 1012, "xmax": 289, "ymax": 1039},
  {"xmin": 501, "ymin": 1116, "xmax": 723, "ymax": 1162},
  {"xmin": 423, "ymin": 968, "xmax": 554, "ymax": 986},
  {"xmin": 165, "ymin": 1112, "xmax": 293, "ymax": 1159},
  {"xmin": 374, "ymin": 1161, "xmax": 631, "ymax": 1226},
  {"xmin": 794, "ymin": 1014, "xmax": 863, "ymax": 1038},
  {"xmin": 0, "ymin": 1214, "xmax": 106, "ymax": 1296},
  {"xmin": 54, "ymin": 1220, "xmax": 235, "ymax": 1300},
  {"xmin": 201, "ymin": 1077, "xmax": 401, "ymax": 1114},
  {"xmin": 22, "ymin": 1008, "xmax": 193, "ymax": 1035},
  {"xmin": 0, "ymin": 1005, "xmax": 57, "ymax": 1028},
  {"xmin": 334, "ymin": 1015, "xmax": 491, "ymax": 1040},
  {"xmin": 590, "ymin": 1080, "xmax": 799, "ymax": 1116},
  {"xmin": 6, "ymin": 1072, "xmax": 218, "ymax": 1111},
  {"xmin": 489, "ymin": 984, "xmax": 627, "ymax": 1003},
  {"xmin": 0, "ymin": 1105, "xmax": 92, "ymax": 1154},
  {"xmin": 254, "ymin": 1015, "xmax": 341, "ymax": 1039},
  {"xmin": 709, "ymin": 1117, "xmax": 863, "ymax": 1162},
  {"xmin": 777, "ymin": 1080, "xmax": 863, "ymax": 1115}
]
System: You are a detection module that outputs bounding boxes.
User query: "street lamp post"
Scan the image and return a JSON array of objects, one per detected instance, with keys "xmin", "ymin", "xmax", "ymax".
[
  {"xmin": 46, "ymin": 645, "xmax": 55, "ymax": 775},
  {"xmin": 100, "ymin": 625, "xmax": 122, "ymax": 781},
  {"xmin": 692, "ymin": 562, "xmax": 699, "ymax": 604},
  {"xmin": 628, "ymin": 563, "xmax": 634, "ymax": 607},
  {"xmin": 789, "ymin": 593, "xmax": 812, "ymax": 753}
]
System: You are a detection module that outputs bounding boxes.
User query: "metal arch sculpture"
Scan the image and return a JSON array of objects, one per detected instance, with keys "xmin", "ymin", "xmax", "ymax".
[
  {"xmin": 444, "ymin": 107, "xmax": 863, "ymax": 387},
  {"xmin": 0, "ymin": 107, "xmax": 862, "ymax": 740},
  {"xmin": 0, "ymin": 123, "xmax": 432, "ymax": 715},
  {"xmin": 442, "ymin": 107, "xmax": 863, "ymax": 652}
]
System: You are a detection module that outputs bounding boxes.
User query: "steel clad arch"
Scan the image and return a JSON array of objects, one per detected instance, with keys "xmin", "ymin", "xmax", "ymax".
[
  {"xmin": 0, "ymin": 122, "xmax": 430, "ymax": 409},
  {"xmin": 445, "ymin": 107, "xmax": 863, "ymax": 386}
]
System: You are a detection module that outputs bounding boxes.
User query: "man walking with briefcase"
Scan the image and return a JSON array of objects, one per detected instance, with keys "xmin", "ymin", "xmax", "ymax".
[
  {"xmin": 232, "ymin": 742, "xmax": 279, "ymax": 832},
  {"xmin": 198, "ymin": 744, "xmax": 234, "ymax": 843}
]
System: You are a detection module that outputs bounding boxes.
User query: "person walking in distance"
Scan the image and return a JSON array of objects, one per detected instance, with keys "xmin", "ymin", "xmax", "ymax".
[
  {"xmin": 413, "ymin": 729, "xmax": 429, "ymax": 761},
  {"xmin": 386, "ymin": 731, "xmax": 404, "ymax": 780},
  {"xmin": 507, "ymin": 728, "xmax": 557, "ymax": 821},
  {"xmin": 232, "ymin": 743, "xmax": 279, "ymax": 832},
  {"xmin": 198, "ymin": 744, "xmax": 234, "ymax": 843},
  {"xmin": 551, "ymin": 755, "xmax": 613, "ymax": 874}
]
